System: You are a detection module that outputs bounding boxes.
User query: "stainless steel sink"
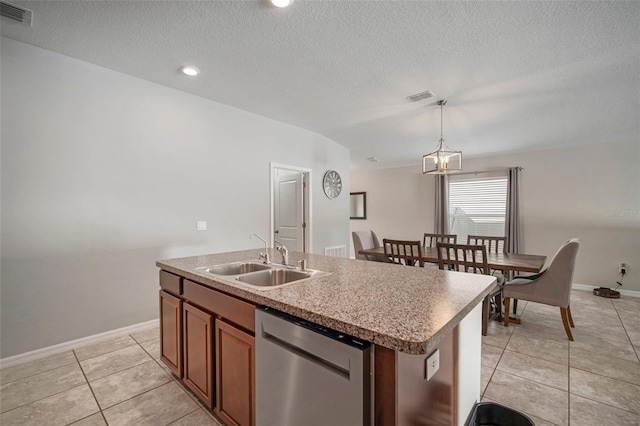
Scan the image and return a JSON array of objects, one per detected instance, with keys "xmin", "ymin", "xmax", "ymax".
[
  {"xmin": 236, "ymin": 269, "xmax": 312, "ymax": 287},
  {"xmin": 195, "ymin": 260, "xmax": 330, "ymax": 290},
  {"xmin": 198, "ymin": 262, "xmax": 272, "ymax": 275}
]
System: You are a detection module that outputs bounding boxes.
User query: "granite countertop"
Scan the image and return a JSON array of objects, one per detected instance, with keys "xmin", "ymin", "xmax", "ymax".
[{"xmin": 157, "ymin": 248, "xmax": 497, "ymax": 355}]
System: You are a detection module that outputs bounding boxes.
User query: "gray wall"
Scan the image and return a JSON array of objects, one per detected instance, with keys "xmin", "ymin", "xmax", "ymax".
[
  {"xmin": 0, "ymin": 38, "xmax": 350, "ymax": 358},
  {"xmin": 350, "ymin": 140, "xmax": 640, "ymax": 292}
]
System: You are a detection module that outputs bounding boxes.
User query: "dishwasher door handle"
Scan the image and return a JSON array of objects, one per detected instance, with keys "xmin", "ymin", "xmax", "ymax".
[{"xmin": 262, "ymin": 328, "xmax": 351, "ymax": 379}]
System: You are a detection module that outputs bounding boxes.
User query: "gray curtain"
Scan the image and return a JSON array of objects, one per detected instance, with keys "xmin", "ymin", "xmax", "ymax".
[
  {"xmin": 505, "ymin": 167, "xmax": 522, "ymax": 253},
  {"xmin": 434, "ymin": 174, "xmax": 449, "ymax": 234}
]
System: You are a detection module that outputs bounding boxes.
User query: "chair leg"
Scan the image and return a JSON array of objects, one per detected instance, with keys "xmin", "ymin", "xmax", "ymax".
[
  {"xmin": 567, "ymin": 305, "xmax": 575, "ymax": 328},
  {"xmin": 482, "ymin": 296, "xmax": 489, "ymax": 336},
  {"xmin": 503, "ymin": 298, "xmax": 511, "ymax": 327},
  {"xmin": 513, "ymin": 298, "xmax": 518, "ymax": 314},
  {"xmin": 495, "ymin": 293, "xmax": 502, "ymax": 318},
  {"xmin": 560, "ymin": 308, "xmax": 574, "ymax": 341}
]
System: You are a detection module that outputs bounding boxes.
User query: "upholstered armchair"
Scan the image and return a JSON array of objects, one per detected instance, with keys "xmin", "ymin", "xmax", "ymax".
[
  {"xmin": 352, "ymin": 230, "xmax": 386, "ymax": 262},
  {"xmin": 503, "ymin": 238, "xmax": 580, "ymax": 340}
]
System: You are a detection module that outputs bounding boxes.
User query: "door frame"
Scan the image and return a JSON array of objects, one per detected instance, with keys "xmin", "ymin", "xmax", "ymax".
[{"xmin": 270, "ymin": 162, "xmax": 312, "ymax": 253}]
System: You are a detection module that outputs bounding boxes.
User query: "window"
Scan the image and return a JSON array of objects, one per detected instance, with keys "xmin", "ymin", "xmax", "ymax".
[{"xmin": 449, "ymin": 176, "xmax": 508, "ymax": 244}]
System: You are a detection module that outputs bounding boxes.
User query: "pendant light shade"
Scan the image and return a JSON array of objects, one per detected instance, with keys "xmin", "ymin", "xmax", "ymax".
[{"xmin": 422, "ymin": 100, "xmax": 462, "ymax": 174}]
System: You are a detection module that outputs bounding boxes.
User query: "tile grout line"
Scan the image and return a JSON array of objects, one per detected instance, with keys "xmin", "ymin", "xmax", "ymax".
[
  {"xmin": 0, "ymin": 357, "xmax": 78, "ymax": 386},
  {"xmin": 0, "ymin": 382, "xmax": 89, "ymax": 418},
  {"xmin": 88, "ymin": 339, "xmax": 176, "ymax": 414},
  {"xmin": 148, "ymin": 344, "xmax": 210, "ymax": 411},
  {"xmin": 482, "ymin": 301, "xmax": 521, "ymax": 399},
  {"xmin": 74, "ymin": 336, "xmax": 140, "ymax": 364},
  {"xmin": 71, "ymin": 350, "xmax": 108, "ymax": 426},
  {"xmin": 612, "ymin": 300, "xmax": 640, "ymax": 363},
  {"xmin": 165, "ymin": 407, "xmax": 203, "ymax": 425},
  {"xmin": 72, "ymin": 337, "xmax": 169, "ymax": 424}
]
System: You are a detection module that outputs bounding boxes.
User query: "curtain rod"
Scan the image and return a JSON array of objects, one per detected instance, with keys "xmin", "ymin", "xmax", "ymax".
[{"xmin": 452, "ymin": 166, "xmax": 523, "ymax": 176}]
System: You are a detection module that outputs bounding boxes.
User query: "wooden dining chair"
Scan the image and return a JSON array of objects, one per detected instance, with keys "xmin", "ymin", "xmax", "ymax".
[
  {"xmin": 383, "ymin": 239, "xmax": 425, "ymax": 267},
  {"xmin": 436, "ymin": 242, "xmax": 503, "ymax": 336},
  {"xmin": 423, "ymin": 233, "xmax": 457, "ymax": 249},
  {"xmin": 467, "ymin": 235, "xmax": 507, "ymax": 254},
  {"xmin": 467, "ymin": 235, "xmax": 513, "ymax": 312}
]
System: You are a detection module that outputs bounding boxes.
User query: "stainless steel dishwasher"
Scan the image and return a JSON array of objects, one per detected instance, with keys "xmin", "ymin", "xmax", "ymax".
[{"xmin": 255, "ymin": 306, "xmax": 371, "ymax": 426}]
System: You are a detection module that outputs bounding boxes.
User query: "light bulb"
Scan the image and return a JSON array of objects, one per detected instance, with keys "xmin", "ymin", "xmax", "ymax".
[
  {"xmin": 271, "ymin": 0, "xmax": 293, "ymax": 7},
  {"xmin": 180, "ymin": 66, "xmax": 200, "ymax": 76}
]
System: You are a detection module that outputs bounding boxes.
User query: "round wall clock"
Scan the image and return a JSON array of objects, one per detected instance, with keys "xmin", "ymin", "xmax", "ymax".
[{"xmin": 323, "ymin": 170, "xmax": 342, "ymax": 199}]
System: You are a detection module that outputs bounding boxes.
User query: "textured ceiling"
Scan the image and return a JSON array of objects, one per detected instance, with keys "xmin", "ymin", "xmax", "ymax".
[{"xmin": 2, "ymin": 0, "xmax": 639, "ymax": 170}]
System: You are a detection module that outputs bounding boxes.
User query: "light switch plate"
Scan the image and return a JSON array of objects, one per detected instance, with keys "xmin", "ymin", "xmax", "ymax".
[
  {"xmin": 196, "ymin": 221, "xmax": 207, "ymax": 231},
  {"xmin": 425, "ymin": 349, "xmax": 440, "ymax": 381}
]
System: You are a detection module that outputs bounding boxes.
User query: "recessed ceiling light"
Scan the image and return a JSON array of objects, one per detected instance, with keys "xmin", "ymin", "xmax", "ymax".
[
  {"xmin": 180, "ymin": 65, "xmax": 200, "ymax": 76},
  {"xmin": 271, "ymin": 0, "xmax": 293, "ymax": 8}
]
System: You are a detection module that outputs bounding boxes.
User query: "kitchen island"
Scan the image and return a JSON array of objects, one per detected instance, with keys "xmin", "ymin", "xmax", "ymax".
[{"xmin": 157, "ymin": 249, "xmax": 497, "ymax": 426}]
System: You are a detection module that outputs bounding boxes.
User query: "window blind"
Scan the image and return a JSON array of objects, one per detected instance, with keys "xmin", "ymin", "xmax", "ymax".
[{"xmin": 449, "ymin": 177, "xmax": 507, "ymax": 243}]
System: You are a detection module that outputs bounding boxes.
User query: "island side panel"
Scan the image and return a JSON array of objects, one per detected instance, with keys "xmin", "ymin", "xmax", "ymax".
[
  {"xmin": 374, "ymin": 345, "xmax": 396, "ymax": 426},
  {"xmin": 396, "ymin": 329, "xmax": 457, "ymax": 426},
  {"xmin": 456, "ymin": 303, "xmax": 482, "ymax": 426}
]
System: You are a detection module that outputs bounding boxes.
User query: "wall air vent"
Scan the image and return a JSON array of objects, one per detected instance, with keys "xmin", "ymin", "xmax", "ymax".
[
  {"xmin": 406, "ymin": 90, "xmax": 434, "ymax": 103},
  {"xmin": 1, "ymin": 1, "xmax": 32, "ymax": 26}
]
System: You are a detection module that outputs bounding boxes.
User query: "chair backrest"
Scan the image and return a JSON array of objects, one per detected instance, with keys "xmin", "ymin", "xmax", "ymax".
[
  {"xmin": 423, "ymin": 233, "xmax": 457, "ymax": 248},
  {"xmin": 541, "ymin": 238, "xmax": 580, "ymax": 306},
  {"xmin": 436, "ymin": 242, "xmax": 490, "ymax": 275},
  {"xmin": 467, "ymin": 235, "xmax": 507, "ymax": 254},
  {"xmin": 352, "ymin": 230, "xmax": 382, "ymax": 260},
  {"xmin": 383, "ymin": 239, "xmax": 424, "ymax": 267}
]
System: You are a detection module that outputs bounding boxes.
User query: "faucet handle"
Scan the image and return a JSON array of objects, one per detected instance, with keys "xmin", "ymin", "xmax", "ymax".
[{"xmin": 258, "ymin": 252, "xmax": 270, "ymax": 264}]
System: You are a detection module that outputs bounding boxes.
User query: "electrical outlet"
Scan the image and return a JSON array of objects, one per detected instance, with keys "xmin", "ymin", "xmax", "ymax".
[
  {"xmin": 425, "ymin": 349, "xmax": 440, "ymax": 381},
  {"xmin": 620, "ymin": 263, "xmax": 628, "ymax": 274}
]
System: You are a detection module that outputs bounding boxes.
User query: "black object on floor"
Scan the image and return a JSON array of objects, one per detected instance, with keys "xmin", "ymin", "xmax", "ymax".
[
  {"xmin": 466, "ymin": 402, "xmax": 535, "ymax": 426},
  {"xmin": 593, "ymin": 287, "xmax": 621, "ymax": 298}
]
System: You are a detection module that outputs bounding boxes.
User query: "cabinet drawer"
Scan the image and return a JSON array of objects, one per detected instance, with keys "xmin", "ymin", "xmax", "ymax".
[
  {"xmin": 183, "ymin": 280, "xmax": 255, "ymax": 333},
  {"xmin": 160, "ymin": 270, "xmax": 182, "ymax": 296}
]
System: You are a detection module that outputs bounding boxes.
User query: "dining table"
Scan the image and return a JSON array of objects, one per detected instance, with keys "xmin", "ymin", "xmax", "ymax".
[
  {"xmin": 358, "ymin": 246, "xmax": 546, "ymax": 274},
  {"xmin": 359, "ymin": 245, "xmax": 546, "ymax": 325}
]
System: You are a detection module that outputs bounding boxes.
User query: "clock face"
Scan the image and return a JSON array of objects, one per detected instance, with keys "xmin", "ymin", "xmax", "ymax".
[{"xmin": 323, "ymin": 170, "xmax": 342, "ymax": 199}]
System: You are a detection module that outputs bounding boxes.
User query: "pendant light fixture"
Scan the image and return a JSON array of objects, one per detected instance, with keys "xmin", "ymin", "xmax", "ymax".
[{"xmin": 422, "ymin": 99, "xmax": 462, "ymax": 174}]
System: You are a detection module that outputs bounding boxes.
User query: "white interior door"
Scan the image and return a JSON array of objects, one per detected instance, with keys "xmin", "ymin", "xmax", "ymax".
[{"xmin": 274, "ymin": 170, "xmax": 305, "ymax": 252}]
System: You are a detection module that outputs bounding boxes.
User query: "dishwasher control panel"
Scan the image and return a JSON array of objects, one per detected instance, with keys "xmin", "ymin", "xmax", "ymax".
[{"xmin": 258, "ymin": 306, "xmax": 371, "ymax": 350}]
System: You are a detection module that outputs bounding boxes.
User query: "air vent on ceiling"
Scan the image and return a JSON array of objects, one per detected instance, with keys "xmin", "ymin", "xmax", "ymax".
[
  {"xmin": 1, "ymin": 1, "xmax": 32, "ymax": 26},
  {"xmin": 406, "ymin": 90, "xmax": 434, "ymax": 103}
]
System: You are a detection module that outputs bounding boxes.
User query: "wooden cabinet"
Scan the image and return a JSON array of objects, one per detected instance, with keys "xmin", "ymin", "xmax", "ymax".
[
  {"xmin": 183, "ymin": 302, "xmax": 214, "ymax": 409},
  {"xmin": 159, "ymin": 272, "xmax": 255, "ymax": 425},
  {"xmin": 216, "ymin": 319, "xmax": 255, "ymax": 426},
  {"xmin": 160, "ymin": 290, "xmax": 182, "ymax": 378}
]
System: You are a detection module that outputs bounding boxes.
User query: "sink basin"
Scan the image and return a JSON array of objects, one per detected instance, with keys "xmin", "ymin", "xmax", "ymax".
[
  {"xmin": 235, "ymin": 269, "xmax": 315, "ymax": 288},
  {"xmin": 198, "ymin": 262, "xmax": 271, "ymax": 276}
]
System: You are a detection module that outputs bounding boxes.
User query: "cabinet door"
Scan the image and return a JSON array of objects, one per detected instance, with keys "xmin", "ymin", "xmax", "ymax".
[
  {"xmin": 160, "ymin": 290, "xmax": 182, "ymax": 378},
  {"xmin": 216, "ymin": 320, "xmax": 255, "ymax": 426},
  {"xmin": 183, "ymin": 302, "xmax": 214, "ymax": 409}
]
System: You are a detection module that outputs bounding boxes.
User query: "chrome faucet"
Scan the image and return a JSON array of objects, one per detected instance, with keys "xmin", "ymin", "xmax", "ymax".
[
  {"xmin": 250, "ymin": 233, "xmax": 270, "ymax": 264},
  {"xmin": 274, "ymin": 240, "xmax": 289, "ymax": 266}
]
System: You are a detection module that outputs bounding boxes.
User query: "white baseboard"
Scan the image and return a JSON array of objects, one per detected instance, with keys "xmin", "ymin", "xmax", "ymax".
[
  {"xmin": 0, "ymin": 319, "xmax": 159, "ymax": 369},
  {"xmin": 573, "ymin": 283, "xmax": 640, "ymax": 298}
]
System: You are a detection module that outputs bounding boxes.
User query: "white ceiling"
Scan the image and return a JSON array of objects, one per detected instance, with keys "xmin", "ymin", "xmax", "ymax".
[{"xmin": 2, "ymin": 0, "xmax": 639, "ymax": 170}]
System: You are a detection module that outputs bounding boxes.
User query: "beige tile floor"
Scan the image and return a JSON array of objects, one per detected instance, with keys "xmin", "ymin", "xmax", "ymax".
[
  {"xmin": 0, "ymin": 328, "xmax": 223, "ymax": 425},
  {"xmin": 0, "ymin": 289, "xmax": 638, "ymax": 425},
  {"xmin": 481, "ymin": 290, "xmax": 640, "ymax": 426}
]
